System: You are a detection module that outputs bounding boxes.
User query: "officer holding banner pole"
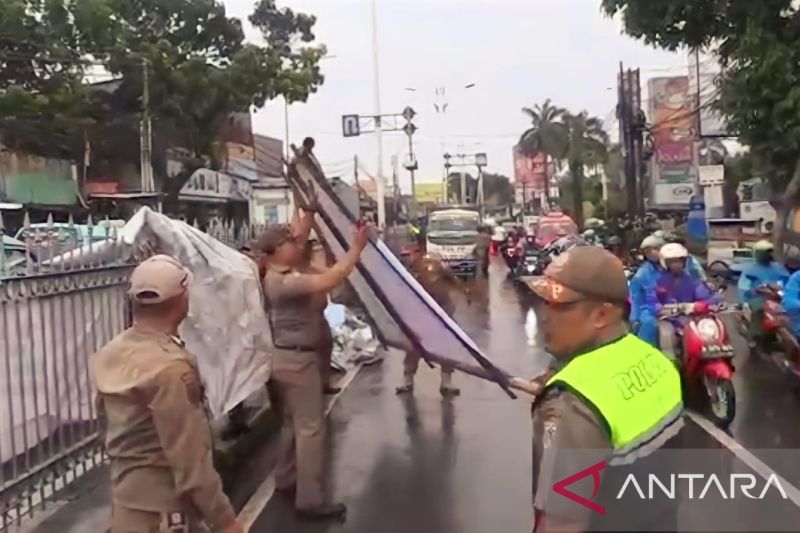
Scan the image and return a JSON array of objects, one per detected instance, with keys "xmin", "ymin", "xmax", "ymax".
[{"xmin": 512, "ymin": 247, "xmax": 683, "ymax": 532}]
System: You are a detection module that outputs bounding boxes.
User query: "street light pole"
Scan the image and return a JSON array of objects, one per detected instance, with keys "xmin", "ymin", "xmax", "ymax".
[
  {"xmin": 458, "ymin": 144, "xmax": 467, "ymax": 205},
  {"xmin": 371, "ymin": 0, "xmax": 385, "ymax": 228},
  {"xmin": 407, "ymin": 129, "xmax": 417, "ymax": 218},
  {"xmin": 284, "ymin": 97, "xmax": 290, "ymax": 160}
]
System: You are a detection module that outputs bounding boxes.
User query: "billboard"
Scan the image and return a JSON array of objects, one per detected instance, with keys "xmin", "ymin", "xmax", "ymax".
[
  {"xmin": 513, "ymin": 147, "xmax": 548, "ymax": 192},
  {"xmin": 219, "ymin": 112, "xmax": 258, "ymax": 182},
  {"xmin": 648, "ymin": 76, "xmax": 699, "ymax": 207},
  {"xmin": 414, "ymin": 182, "xmax": 443, "ymax": 204}
]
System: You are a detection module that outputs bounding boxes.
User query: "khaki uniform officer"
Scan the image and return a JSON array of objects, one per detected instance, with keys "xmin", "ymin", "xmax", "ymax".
[
  {"xmin": 257, "ymin": 223, "xmax": 369, "ymax": 521},
  {"xmin": 90, "ymin": 255, "xmax": 242, "ymax": 533},
  {"xmin": 299, "ymin": 239, "xmax": 340, "ymax": 395},
  {"xmin": 396, "ymin": 251, "xmax": 461, "ymax": 396},
  {"xmin": 515, "ymin": 247, "xmax": 682, "ymax": 533}
]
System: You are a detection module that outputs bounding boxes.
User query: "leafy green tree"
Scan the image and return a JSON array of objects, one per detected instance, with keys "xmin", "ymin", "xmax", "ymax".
[
  {"xmin": 562, "ymin": 112, "xmax": 610, "ymax": 228},
  {"xmin": 601, "ymin": 0, "xmax": 800, "ymax": 251},
  {"xmin": 482, "ymin": 172, "xmax": 515, "ymax": 207},
  {"xmin": 0, "ymin": 0, "xmax": 325, "ymax": 195},
  {"xmin": 446, "ymin": 172, "xmax": 476, "ymax": 204}
]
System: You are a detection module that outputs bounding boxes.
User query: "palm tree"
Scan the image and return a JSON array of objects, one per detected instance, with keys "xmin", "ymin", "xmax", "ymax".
[
  {"xmin": 519, "ymin": 99, "xmax": 568, "ymax": 160},
  {"xmin": 562, "ymin": 112, "xmax": 610, "ymax": 228},
  {"xmin": 519, "ymin": 100, "xmax": 569, "ymax": 207}
]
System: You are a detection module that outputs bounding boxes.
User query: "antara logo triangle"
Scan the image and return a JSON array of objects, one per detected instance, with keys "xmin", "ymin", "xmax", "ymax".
[{"xmin": 551, "ymin": 460, "xmax": 607, "ymax": 515}]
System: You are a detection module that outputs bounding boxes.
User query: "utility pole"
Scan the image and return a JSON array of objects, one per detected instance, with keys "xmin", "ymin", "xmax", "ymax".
[
  {"xmin": 619, "ymin": 62, "xmax": 637, "ymax": 216},
  {"xmin": 406, "ymin": 128, "xmax": 417, "ymax": 218},
  {"xmin": 631, "ymin": 68, "xmax": 645, "ymax": 216},
  {"xmin": 370, "ymin": 0, "xmax": 385, "ymax": 229},
  {"xmin": 284, "ymin": 97, "xmax": 291, "ymax": 160},
  {"xmin": 477, "ymin": 165, "xmax": 485, "ymax": 216},
  {"xmin": 140, "ymin": 58, "xmax": 154, "ymax": 195},
  {"xmin": 459, "ymin": 144, "xmax": 467, "ymax": 205}
]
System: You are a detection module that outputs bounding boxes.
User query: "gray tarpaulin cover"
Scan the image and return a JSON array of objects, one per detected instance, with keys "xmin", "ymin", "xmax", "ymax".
[
  {"xmin": 117, "ymin": 208, "xmax": 272, "ymax": 416},
  {"xmin": 287, "ymin": 148, "xmax": 512, "ymax": 395},
  {"xmin": 66, "ymin": 208, "xmax": 272, "ymax": 417}
]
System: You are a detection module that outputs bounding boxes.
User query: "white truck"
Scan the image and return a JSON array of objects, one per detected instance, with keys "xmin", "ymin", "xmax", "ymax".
[{"xmin": 425, "ymin": 209, "xmax": 481, "ymax": 277}]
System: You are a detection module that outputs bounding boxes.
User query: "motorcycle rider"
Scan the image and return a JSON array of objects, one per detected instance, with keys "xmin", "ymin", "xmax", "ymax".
[
  {"xmin": 605, "ymin": 235, "xmax": 628, "ymax": 263},
  {"xmin": 581, "ymin": 229, "xmax": 600, "ymax": 246},
  {"xmin": 490, "ymin": 223, "xmax": 507, "ymax": 256},
  {"xmin": 664, "ymin": 233, "xmax": 706, "ymax": 281},
  {"xmin": 782, "ymin": 267, "xmax": 800, "ymax": 345},
  {"xmin": 629, "ymin": 235, "xmax": 665, "ymax": 347},
  {"xmin": 738, "ymin": 240, "xmax": 789, "ymax": 346},
  {"xmin": 650, "ymin": 243, "xmax": 719, "ymax": 356}
]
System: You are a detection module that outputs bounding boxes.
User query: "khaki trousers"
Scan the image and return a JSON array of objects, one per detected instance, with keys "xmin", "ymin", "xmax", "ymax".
[
  {"xmin": 109, "ymin": 506, "xmax": 209, "ymax": 533},
  {"xmin": 317, "ymin": 325, "xmax": 334, "ymax": 388},
  {"xmin": 271, "ymin": 348, "xmax": 325, "ymax": 509},
  {"xmin": 403, "ymin": 351, "xmax": 453, "ymax": 378}
]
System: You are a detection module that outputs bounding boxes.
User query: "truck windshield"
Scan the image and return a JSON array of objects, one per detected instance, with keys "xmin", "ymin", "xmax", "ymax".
[
  {"xmin": 429, "ymin": 218, "xmax": 478, "ymax": 233},
  {"xmin": 537, "ymin": 222, "xmax": 577, "ymax": 242}
]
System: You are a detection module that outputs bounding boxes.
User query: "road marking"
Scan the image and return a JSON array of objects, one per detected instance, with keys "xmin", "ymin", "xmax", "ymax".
[
  {"xmin": 238, "ymin": 363, "xmax": 364, "ymax": 531},
  {"xmin": 687, "ymin": 410, "xmax": 800, "ymax": 508}
]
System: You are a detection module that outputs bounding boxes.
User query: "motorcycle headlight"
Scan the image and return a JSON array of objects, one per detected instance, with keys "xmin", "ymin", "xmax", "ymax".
[{"xmin": 696, "ymin": 318, "xmax": 721, "ymax": 342}]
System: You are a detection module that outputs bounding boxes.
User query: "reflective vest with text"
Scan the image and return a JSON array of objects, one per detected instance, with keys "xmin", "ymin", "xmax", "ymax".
[{"xmin": 545, "ymin": 333, "xmax": 683, "ymax": 463}]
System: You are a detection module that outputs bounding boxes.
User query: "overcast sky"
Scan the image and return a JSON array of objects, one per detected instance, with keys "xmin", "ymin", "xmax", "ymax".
[{"xmin": 223, "ymin": 0, "xmax": 684, "ymax": 192}]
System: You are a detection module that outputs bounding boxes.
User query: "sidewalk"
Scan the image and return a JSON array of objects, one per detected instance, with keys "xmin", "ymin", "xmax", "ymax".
[{"xmin": 24, "ymin": 466, "xmax": 110, "ymax": 533}]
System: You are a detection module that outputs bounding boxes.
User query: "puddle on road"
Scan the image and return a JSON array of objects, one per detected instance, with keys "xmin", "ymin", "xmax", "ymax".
[{"xmin": 525, "ymin": 308, "xmax": 538, "ymax": 346}]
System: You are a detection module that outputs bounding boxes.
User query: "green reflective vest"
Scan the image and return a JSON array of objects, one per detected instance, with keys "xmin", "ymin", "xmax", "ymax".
[{"xmin": 545, "ymin": 333, "xmax": 683, "ymax": 462}]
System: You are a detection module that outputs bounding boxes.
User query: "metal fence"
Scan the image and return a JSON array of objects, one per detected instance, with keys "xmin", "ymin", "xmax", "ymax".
[{"xmin": 0, "ymin": 212, "xmax": 254, "ymax": 529}]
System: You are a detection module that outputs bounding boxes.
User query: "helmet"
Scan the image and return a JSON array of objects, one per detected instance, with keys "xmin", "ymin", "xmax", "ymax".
[
  {"xmin": 753, "ymin": 239, "xmax": 774, "ymax": 252},
  {"xmin": 585, "ymin": 218, "xmax": 604, "ymax": 229},
  {"xmin": 607, "ymin": 236, "xmax": 622, "ymax": 246},
  {"xmin": 641, "ymin": 235, "xmax": 665, "ymax": 250},
  {"xmin": 652, "ymin": 230, "xmax": 666, "ymax": 239},
  {"xmin": 659, "ymin": 243, "xmax": 688, "ymax": 269},
  {"xmin": 582, "ymin": 229, "xmax": 596, "ymax": 237},
  {"xmin": 664, "ymin": 232, "xmax": 686, "ymax": 245}
]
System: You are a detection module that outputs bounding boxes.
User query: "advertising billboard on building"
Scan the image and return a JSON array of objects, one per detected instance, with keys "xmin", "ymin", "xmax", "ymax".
[
  {"xmin": 414, "ymin": 182, "xmax": 444, "ymax": 204},
  {"xmin": 513, "ymin": 147, "xmax": 554, "ymax": 203},
  {"xmin": 648, "ymin": 76, "xmax": 699, "ymax": 207},
  {"xmin": 219, "ymin": 112, "xmax": 258, "ymax": 182}
]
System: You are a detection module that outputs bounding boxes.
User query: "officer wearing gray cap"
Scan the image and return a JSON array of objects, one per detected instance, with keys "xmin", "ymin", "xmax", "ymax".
[
  {"xmin": 90, "ymin": 255, "xmax": 243, "ymax": 533},
  {"xmin": 257, "ymin": 213, "xmax": 370, "ymax": 521},
  {"xmin": 515, "ymin": 246, "xmax": 683, "ymax": 532}
]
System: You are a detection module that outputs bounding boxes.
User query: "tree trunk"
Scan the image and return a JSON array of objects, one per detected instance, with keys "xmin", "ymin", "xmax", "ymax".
[
  {"xmin": 571, "ymin": 162, "xmax": 584, "ymax": 229},
  {"xmin": 774, "ymin": 157, "xmax": 800, "ymax": 261}
]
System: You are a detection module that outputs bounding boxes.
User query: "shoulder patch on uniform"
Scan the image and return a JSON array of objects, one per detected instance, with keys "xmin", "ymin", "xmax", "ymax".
[
  {"xmin": 543, "ymin": 419, "xmax": 558, "ymax": 449},
  {"xmin": 180, "ymin": 371, "xmax": 203, "ymax": 407}
]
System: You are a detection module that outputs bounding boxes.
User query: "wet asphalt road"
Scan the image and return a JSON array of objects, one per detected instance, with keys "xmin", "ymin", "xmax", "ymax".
[{"xmin": 248, "ymin": 259, "xmax": 800, "ymax": 533}]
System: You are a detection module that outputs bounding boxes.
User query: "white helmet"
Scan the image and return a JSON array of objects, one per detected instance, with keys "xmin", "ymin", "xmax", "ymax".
[
  {"xmin": 641, "ymin": 235, "xmax": 665, "ymax": 250},
  {"xmin": 659, "ymin": 243, "xmax": 688, "ymax": 269},
  {"xmin": 753, "ymin": 239, "xmax": 774, "ymax": 252}
]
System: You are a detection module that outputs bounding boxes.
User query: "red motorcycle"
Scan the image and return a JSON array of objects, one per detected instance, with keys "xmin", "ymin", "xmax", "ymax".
[
  {"xmin": 659, "ymin": 301, "xmax": 738, "ymax": 428},
  {"xmin": 500, "ymin": 234, "xmax": 521, "ymax": 272},
  {"xmin": 740, "ymin": 284, "xmax": 800, "ymax": 379}
]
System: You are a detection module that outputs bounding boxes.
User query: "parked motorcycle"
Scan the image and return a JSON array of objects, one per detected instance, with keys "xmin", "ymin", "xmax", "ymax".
[
  {"xmin": 738, "ymin": 284, "xmax": 800, "ymax": 381},
  {"xmin": 659, "ymin": 301, "xmax": 738, "ymax": 428}
]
